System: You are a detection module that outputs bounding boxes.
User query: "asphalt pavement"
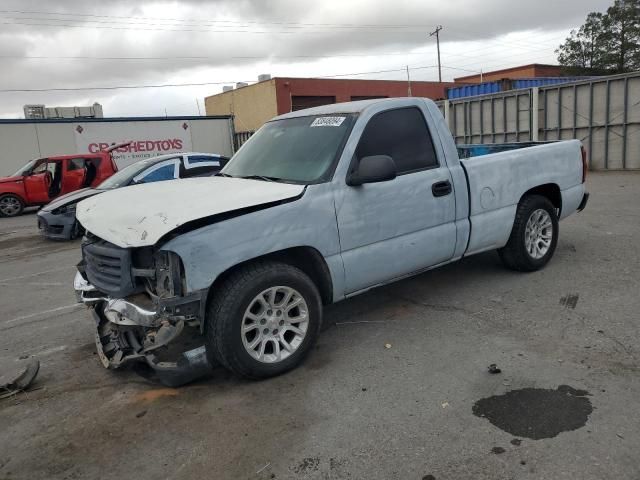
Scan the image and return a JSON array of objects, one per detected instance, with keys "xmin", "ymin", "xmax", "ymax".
[{"xmin": 0, "ymin": 172, "xmax": 639, "ymax": 480}]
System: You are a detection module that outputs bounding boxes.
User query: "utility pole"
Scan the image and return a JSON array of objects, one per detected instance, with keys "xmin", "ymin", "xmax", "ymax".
[
  {"xmin": 429, "ymin": 25, "xmax": 443, "ymax": 82},
  {"xmin": 406, "ymin": 65, "xmax": 412, "ymax": 96}
]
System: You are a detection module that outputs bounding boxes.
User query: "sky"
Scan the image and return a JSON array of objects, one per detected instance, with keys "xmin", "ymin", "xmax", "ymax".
[{"xmin": 0, "ymin": 0, "xmax": 614, "ymax": 118}]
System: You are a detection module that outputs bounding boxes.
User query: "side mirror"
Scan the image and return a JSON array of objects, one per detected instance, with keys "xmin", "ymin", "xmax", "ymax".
[{"xmin": 347, "ymin": 155, "xmax": 397, "ymax": 186}]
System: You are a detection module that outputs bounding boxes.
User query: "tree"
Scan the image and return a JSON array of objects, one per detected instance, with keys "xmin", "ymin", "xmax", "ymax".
[{"xmin": 556, "ymin": 0, "xmax": 640, "ymax": 75}]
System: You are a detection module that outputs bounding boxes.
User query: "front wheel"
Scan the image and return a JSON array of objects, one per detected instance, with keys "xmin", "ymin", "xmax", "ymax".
[
  {"xmin": 0, "ymin": 194, "xmax": 25, "ymax": 217},
  {"xmin": 205, "ymin": 261, "xmax": 322, "ymax": 379},
  {"xmin": 498, "ymin": 195, "xmax": 559, "ymax": 271}
]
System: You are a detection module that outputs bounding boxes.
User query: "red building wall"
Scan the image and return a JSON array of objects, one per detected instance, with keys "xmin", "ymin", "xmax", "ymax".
[{"xmin": 273, "ymin": 77, "xmax": 455, "ymax": 115}]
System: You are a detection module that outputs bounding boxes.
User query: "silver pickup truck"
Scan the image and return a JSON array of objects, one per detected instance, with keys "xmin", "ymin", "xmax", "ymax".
[{"xmin": 74, "ymin": 97, "xmax": 588, "ymax": 384}]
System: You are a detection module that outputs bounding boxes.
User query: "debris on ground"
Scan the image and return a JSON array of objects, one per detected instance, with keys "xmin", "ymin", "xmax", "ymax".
[
  {"xmin": 384, "ymin": 343, "xmax": 392, "ymax": 349},
  {"xmin": 0, "ymin": 358, "xmax": 40, "ymax": 399},
  {"xmin": 256, "ymin": 462, "xmax": 271, "ymax": 474},
  {"xmin": 488, "ymin": 363, "xmax": 502, "ymax": 374}
]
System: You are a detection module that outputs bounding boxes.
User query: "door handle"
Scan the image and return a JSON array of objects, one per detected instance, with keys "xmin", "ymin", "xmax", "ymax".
[{"xmin": 432, "ymin": 180, "xmax": 452, "ymax": 197}]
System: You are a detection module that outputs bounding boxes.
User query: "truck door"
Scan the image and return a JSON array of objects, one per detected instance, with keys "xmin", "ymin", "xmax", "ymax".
[
  {"xmin": 336, "ymin": 107, "xmax": 457, "ymax": 294},
  {"xmin": 23, "ymin": 159, "xmax": 51, "ymax": 204},
  {"xmin": 61, "ymin": 158, "xmax": 87, "ymax": 194}
]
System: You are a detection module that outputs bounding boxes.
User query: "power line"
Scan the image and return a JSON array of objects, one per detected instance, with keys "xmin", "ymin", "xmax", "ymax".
[
  {"xmin": 0, "ymin": 80, "xmax": 255, "ymax": 93},
  {"xmin": 0, "ymin": 19, "xmax": 438, "ymax": 34},
  {"xmin": 0, "ymin": 9, "xmax": 437, "ymax": 29},
  {"xmin": 320, "ymin": 65, "xmax": 439, "ymax": 78},
  {"xmin": 0, "ymin": 10, "xmax": 567, "ymax": 51},
  {"xmin": 0, "ymin": 52, "xmax": 435, "ymax": 61},
  {"xmin": 0, "ymin": 63, "xmax": 446, "ymax": 93}
]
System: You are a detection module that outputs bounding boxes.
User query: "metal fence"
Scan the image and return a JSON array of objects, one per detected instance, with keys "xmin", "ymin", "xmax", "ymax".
[
  {"xmin": 437, "ymin": 71, "xmax": 640, "ymax": 170},
  {"xmin": 234, "ymin": 131, "xmax": 254, "ymax": 151}
]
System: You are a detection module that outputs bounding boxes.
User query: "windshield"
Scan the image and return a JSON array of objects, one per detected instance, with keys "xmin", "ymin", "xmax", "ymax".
[
  {"xmin": 222, "ymin": 114, "xmax": 356, "ymax": 183},
  {"xmin": 97, "ymin": 157, "xmax": 164, "ymax": 189},
  {"xmin": 12, "ymin": 158, "xmax": 43, "ymax": 176}
]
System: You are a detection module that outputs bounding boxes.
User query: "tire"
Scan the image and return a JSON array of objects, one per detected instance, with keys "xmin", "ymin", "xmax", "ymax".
[
  {"xmin": 498, "ymin": 194, "xmax": 559, "ymax": 272},
  {"xmin": 0, "ymin": 194, "xmax": 25, "ymax": 217},
  {"xmin": 205, "ymin": 260, "xmax": 322, "ymax": 379}
]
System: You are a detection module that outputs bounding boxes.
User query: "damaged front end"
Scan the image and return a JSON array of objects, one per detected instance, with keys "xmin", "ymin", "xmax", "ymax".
[{"xmin": 74, "ymin": 235, "xmax": 212, "ymax": 386}]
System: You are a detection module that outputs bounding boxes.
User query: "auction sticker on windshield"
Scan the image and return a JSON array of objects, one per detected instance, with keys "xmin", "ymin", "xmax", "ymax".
[{"xmin": 311, "ymin": 116, "xmax": 346, "ymax": 127}]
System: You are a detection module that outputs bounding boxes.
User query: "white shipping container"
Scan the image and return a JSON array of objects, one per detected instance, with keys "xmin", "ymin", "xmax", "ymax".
[{"xmin": 0, "ymin": 116, "xmax": 235, "ymax": 175}]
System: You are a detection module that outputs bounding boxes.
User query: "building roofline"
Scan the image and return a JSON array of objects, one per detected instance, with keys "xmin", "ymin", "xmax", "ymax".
[
  {"xmin": 204, "ymin": 76, "xmax": 455, "ymax": 99},
  {"xmin": 271, "ymin": 76, "xmax": 455, "ymax": 84},
  {"xmin": 454, "ymin": 63, "xmax": 561, "ymax": 81},
  {"xmin": 0, "ymin": 115, "xmax": 233, "ymax": 124}
]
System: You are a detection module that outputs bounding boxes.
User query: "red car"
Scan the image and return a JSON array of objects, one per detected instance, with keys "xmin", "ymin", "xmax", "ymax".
[{"xmin": 0, "ymin": 145, "xmax": 122, "ymax": 217}]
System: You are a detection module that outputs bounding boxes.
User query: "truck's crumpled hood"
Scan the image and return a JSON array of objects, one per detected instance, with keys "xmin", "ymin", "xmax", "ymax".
[
  {"xmin": 76, "ymin": 177, "xmax": 305, "ymax": 248},
  {"xmin": 42, "ymin": 188, "xmax": 99, "ymax": 212}
]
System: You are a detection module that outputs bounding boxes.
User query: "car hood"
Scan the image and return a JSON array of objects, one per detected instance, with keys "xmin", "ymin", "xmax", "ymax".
[
  {"xmin": 42, "ymin": 188, "xmax": 101, "ymax": 211},
  {"xmin": 76, "ymin": 177, "xmax": 305, "ymax": 248},
  {"xmin": 0, "ymin": 175, "xmax": 22, "ymax": 184}
]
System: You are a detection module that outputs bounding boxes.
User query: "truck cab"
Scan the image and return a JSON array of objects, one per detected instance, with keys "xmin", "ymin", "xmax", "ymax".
[{"xmin": 0, "ymin": 151, "xmax": 118, "ymax": 217}]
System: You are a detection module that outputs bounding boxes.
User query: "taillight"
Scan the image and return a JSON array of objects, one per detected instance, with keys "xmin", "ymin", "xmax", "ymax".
[{"xmin": 580, "ymin": 145, "xmax": 587, "ymax": 183}]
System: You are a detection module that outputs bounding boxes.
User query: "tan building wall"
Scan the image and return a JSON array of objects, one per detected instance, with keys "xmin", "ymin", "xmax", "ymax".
[{"xmin": 205, "ymin": 80, "xmax": 278, "ymax": 133}]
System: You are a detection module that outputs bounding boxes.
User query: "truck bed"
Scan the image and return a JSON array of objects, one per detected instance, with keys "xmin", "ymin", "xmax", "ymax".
[
  {"xmin": 459, "ymin": 140, "xmax": 585, "ymax": 256},
  {"xmin": 457, "ymin": 141, "xmax": 556, "ymax": 159}
]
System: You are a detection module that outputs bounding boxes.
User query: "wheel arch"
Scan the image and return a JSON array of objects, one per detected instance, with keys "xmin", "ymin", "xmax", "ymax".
[
  {"xmin": 520, "ymin": 183, "xmax": 562, "ymax": 216},
  {"xmin": 0, "ymin": 190, "xmax": 27, "ymax": 203},
  {"xmin": 204, "ymin": 246, "xmax": 334, "ymax": 317}
]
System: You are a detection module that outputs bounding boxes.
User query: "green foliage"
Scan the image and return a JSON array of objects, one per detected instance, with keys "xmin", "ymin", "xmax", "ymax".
[{"xmin": 556, "ymin": 0, "xmax": 640, "ymax": 74}]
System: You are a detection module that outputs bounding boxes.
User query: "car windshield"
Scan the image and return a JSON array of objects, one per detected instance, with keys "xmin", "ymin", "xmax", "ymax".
[
  {"xmin": 12, "ymin": 158, "xmax": 43, "ymax": 176},
  {"xmin": 221, "ymin": 114, "xmax": 356, "ymax": 184},
  {"xmin": 97, "ymin": 157, "xmax": 168, "ymax": 189}
]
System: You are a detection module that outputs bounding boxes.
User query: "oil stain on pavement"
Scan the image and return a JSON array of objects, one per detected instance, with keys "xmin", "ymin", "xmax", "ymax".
[{"xmin": 472, "ymin": 385, "xmax": 593, "ymax": 439}]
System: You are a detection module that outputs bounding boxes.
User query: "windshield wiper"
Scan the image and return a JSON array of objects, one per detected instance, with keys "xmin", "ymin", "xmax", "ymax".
[
  {"xmin": 237, "ymin": 175, "xmax": 284, "ymax": 182},
  {"xmin": 215, "ymin": 172, "xmax": 234, "ymax": 177}
]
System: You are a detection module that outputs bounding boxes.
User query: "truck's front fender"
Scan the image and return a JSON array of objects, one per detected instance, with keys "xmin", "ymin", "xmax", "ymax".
[{"xmin": 161, "ymin": 183, "xmax": 345, "ymax": 302}]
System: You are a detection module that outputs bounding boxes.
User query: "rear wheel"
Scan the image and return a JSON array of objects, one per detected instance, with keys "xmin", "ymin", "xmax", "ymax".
[
  {"xmin": 205, "ymin": 261, "xmax": 322, "ymax": 379},
  {"xmin": 0, "ymin": 194, "xmax": 25, "ymax": 217},
  {"xmin": 498, "ymin": 195, "xmax": 559, "ymax": 271}
]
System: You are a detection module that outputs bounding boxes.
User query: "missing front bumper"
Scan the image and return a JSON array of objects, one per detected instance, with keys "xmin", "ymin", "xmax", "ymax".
[
  {"xmin": 91, "ymin": 306, "xmax": 213, "ymax": 386},
  {"xmin": 75, "ymin": 272, "xmax": 213, "ymax": 386}
]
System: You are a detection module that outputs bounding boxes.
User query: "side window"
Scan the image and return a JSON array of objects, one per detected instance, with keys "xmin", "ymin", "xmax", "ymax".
[
  {"xmin": 182, "ymin": 155, "xmax": 226, "ymax": 178},
  {"xmin": 138, "ymin": 163, "xmax": 177, "ymax": 183},
  {"xmin": 181, "ymin": 166, "xmax": 218, "ymax": 178},
  {"xmin": 32, "ymin": 161, "xmax": 48, "ymax": 174},
  {"xmin": 186, "ymin": 155, "xmax": 221, "ymax": 166},
  {"xmin": 355, "ymin": 107, "xmax": 438, "ymax": 174},
  {"xmin": 68, "ymin": 158, "xmax": 86, "ymax": 171}
]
